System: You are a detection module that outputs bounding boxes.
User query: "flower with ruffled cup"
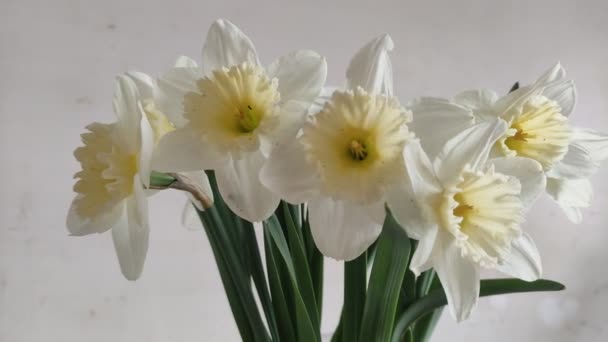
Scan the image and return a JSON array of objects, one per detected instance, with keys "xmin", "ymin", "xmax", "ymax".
[
  {"xmin": 410, "ymin": 63, "xmax": 608, "ymax": 223},
  {"xmin": 398, "ymin": 119, "xmax": 546, "ymax": 321},
  {"xmin": 152, "ymin": 19, "xmax": 327, "ymax": 222},
  {"xmin": 261, "ymin": 35, "xmax": 421, "ymax": 261},
  {"xmin": 66, "ymin": 75, "xmax": 154, "ymax": 280}
]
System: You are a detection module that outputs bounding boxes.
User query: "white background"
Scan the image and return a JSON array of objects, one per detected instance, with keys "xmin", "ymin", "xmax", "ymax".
[{"xmin": 1, "ymin": 0, "xmax": 607, "ymax": 341}]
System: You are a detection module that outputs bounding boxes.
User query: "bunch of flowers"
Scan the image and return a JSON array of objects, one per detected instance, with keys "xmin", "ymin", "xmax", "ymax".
[{"xmin": 67, "ymin": 19, "xmax": 608, "ymax": 341}]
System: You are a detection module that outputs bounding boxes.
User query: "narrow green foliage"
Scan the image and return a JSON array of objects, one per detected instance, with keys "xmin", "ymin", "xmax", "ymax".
[{"xmin": 343, "ymin": 253, "xmax": 367, "ymax": 342}]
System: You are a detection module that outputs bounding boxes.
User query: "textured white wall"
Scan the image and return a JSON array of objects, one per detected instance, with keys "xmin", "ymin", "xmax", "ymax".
[{"xmin": 1, "ymin": 0, "xmax": 607, "ymax": 341}]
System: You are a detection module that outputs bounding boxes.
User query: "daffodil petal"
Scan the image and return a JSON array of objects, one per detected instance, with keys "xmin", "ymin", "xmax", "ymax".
[
  {"xmin": 202, "ymin": 19, "xmax": 259, "ymax": 76},
  {"xmin": 157, "ymin": 66, "xmax": 203, "ymax": 127},
  {"xmin": 216, "ymin": 151, "xmax": 279, "ymax": 222},
  {"xmin": 267, "ymin": 50, "xmax": 327, "ymax": 104},
  {"xmin": 572, "ymin": 127, "xmax": 608, "ymax": 161},
  {"xmin": 310, "ymin": 86, "xmax": 339, "ymax": 114},
  {"xmin": 488, "ymin": 157, "xmax": 546, "ymax": 209},
  {"xmin": 546, "ymin": 177, "xmax": 593, "ymax": 224},
  {"xmin": 138, "ymin": 108, "xmax": 155, "ymax": 188},
  {"xmin": 547, "ymin": 143, "xmax": 599, "ymax": 179},
  {"xmin": 259, "ymin": 100, "xmax": 311, "ymax": 156},
  {"xmin": 452, "ymin": 89, "xmax": 499, "ymax": 115},
  {"xmin": 346, "ymin": 34, "xmax": 394, "ymax": 95},
  {"xmin": 535, "ymin": 62, "xmax": 566, "ymax": 85},
  {"xmin": 434, "ymin": 119, "xmax": 508, "ymax": 185},
  {"xmin": 66, "ymin": 197, "xmax": 122, "ymax": 236},
  {"xmin": 409, "ymin": 225, "xmax": 438, "ymax": 275},
  {"xmin": 260, "ymin": 140, "xmax": 319, "ymax": 204},
  {"xmin": 497, "ymin": 233, "xmax": 542, "ymax": 282},
  {"xmin": 125, "ymin": 71, "xmax": 155, "ymax": 99},
  {"xmin": 113, "ymin": 75, "xmax": 143, "ymax": 152},
  {"xmin": 152, "ymin": 128, "xmax": 224, "ymax": 172},
  {"xmin": 543, "ymin": 79, "xmax": 576, "ymax": 116},
  {"xmin": 409, "ymin": 97, "xmax": 475, "ymax": 159},
  {"xmin": 111, "ymin": 179, "xmax": 149, "ymax": 281},
  {"xmin": 174, "ymin": 55, "xmax": 199, "ymax": 68},
  {"xmin": 386, "ymin": 179, "xmax": 434, "ymax": 240},
  {"xmin": 433, "ymin": 233, "xmax": 480, "ymax": 322},
  {"xmin": 308, "ymin": 197, "xmax": 383, "ymax": 261}
]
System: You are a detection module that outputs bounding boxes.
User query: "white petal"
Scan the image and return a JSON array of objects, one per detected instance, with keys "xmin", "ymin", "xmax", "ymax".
[
  {"xmin": 546, "ymin": 178, "xmax": 593, "ymax": 224},
  {"xmin": 346, "ymin": 34, "xmax": 394, "ymax": 95},
  {"xmin": 152, "ymin": 128, "xmax": 224, "ymax": 172},
  {"xmin": 180, "ymin": 170, "xmax": 214, "ymax": 210},
  {"xmin": 409, "ymin": 226, "xmax": 439, "ymax": 275},
  {"xmin": 66, "ymin": 197, "xmax": 122, "ymax": 236},
  {"xmin": 434, "ymin": 234, "xmax": 480, "ymax": 322},
  {"xmin": 267, "ymin": 50, "xmax": 327, "ymax": 104},
  {"xmin": 543, "ymin": 79, "xmax": 576, "ymax": 116},
  {"xmin": 488, "ymin": 157, "xmax": 546, "ymax": 209},
  {"xmin": 138, "ymin": 110, "xmax": 155, "ymax": 188},
  {"xmin": 112, "ymin": 179, "xmax": 149, "ymax": 280},
  {"xmin": 310, "ymin": 86, "xmax": 339, "ymax": 114},
  {"xmin": 547, "ymin": 143, "xmax": 599, "ymax": 179},
  {"xmin": 308, "ymin": 197, "xmax": 383, "ymax": 261},
  {"xmin": 493, "ymin": 85, "xmax": 542, "ymax": 119},
  {"xmin": 113, "ymin": 75, "xmax": 143, "ymax": 152},
  {"xmin": 572, "ymin": 127, "xmax": 608, "ymax": 161},
  {"xmin": 409, "ymin": 97, "xmax": 475, "ymax": 160},
  {"xmin": 181, "ymin": 201, "xmax": 203, "ymax": 230},
  {"xmin": 156, "ymin": 66, "xmax": 203, "ymax": 128},
  {"xmin": 125, "ymin": 71, "xmax": 155, "ymax": 100},
  {"xmin": 434, "ymin": 119, "xmax": 508, "ymax": 185},
  {"xmin": 202, "ymin": 19, "xmax": 259, "ymax": 75},
  {"xmin": 535, "ymin": 62, "xmax": 566, "ymax": 85},
  {"xmin": 260, "ymin": 140, "xmax": 319, "ymax": 204},
  {"xmin": 260, "ymin": 100, "xmax": 311, "ymax": 155},
  {"xmin": 497, "ymin": 233, "xmax": 542, "ymax": 282},
  {"xmin": 174, "ymin": 55, "xmax": 199, "ymax": 68},
  {"xmin": 216, "ymin": 151, "xmax": 280, "ymax": 222},
  {"xmin": 386, "ymin": 178, "xmax": 434, "ymax": 240},
  {"xmin": 452, "ymin": 89, "xmax": 499, "ymax": 115}
]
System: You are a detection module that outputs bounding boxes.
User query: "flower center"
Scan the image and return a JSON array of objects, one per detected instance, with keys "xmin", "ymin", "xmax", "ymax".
[
  {"xmin": 439, "ymin": 166, "xmax": 523, "ymax": 267},
  {"xmin": 348, "ymin": 139, "xmax": 369, "ymax": 161},
  {"xmin": 184, "ymin": 62, "xmax": 280, "ymax": 153},
  {"xmin": 497, "ymin": 95, "xmax": 571, "ymax": 170},
  {"xmin": 72, "ymin": 123, "xmax": 138, "ymax": 219},
  {"xmin": 301, "ymin": 87, "xmax": 412, "ymax": 203}
]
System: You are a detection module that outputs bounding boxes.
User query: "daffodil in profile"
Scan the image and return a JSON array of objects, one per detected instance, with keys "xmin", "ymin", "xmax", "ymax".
[
  {"xmin": 261, "ymin": 35, "xmax": 417, "ymax": 260},
  {"xmin": 67, "ymin": 75, "xmax": 154, "ymax": 280},
  {"xmin": 410, "ymin": 63, "xmax": 608, "ymax": 223},
  {"xmin": 152, "ymin": 19, "xmax": 327, "ymax": 222},
  {"xmin": 399, "ymin": 119, "xmax": 546, "ymax": 321}
]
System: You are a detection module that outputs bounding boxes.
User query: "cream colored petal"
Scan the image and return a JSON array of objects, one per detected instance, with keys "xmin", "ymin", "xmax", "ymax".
[
  {"xmin": 202, "ymin": 19, "xmax": 259, "ymax": 75},
  {"xmin": 346, "ymin": 34, "xmax": 394, "ymax": 95}
]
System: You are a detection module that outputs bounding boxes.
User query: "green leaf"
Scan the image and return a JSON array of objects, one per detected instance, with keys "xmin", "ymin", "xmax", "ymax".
[
  {"xmin": 281, "ymin": 203, "xmax": 321, "ymax": 328},
  {"xmin": 264, "ymin": 230, "xmax": 298, "ymax": 342},
  {"xmin": 359, "ymin": 210, "xmax": 411, "ymax": 342},
  {"xmin": 392, "ymin": 278, "xmax": 565, "ymax": 342},
  {"xmin": 412, "ymin": 308, "xmax": 443, "ymax": 342},
  {"xmin": 302, "ymin": 213, "xmax": 324, "ymax": 318},
  {"xmin": 343, "ymin": 253, "xmax": 367, "ymax": 342},
  {"xmin": 264, "ymin": 215, "xmax": 321, "ymax": 342}
]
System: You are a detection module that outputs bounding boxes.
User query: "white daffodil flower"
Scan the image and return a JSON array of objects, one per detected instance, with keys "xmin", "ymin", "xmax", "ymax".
[
  {"xmin": 410, "ymin": 63, "xmax": 608, "ymax": 223},
  {"xmin": 66, "ymin": 75, "xmax": 154, "ymax": 280},
  {"xmin": 124, "ymin": 60, "xmax": 213, "ymax": 230},
  {"xmin": 152, "ymin": 19, "xmax": 327, "ymax": 222},
  {"xmin": 261, "ymin": 35, "xmax": 418, "ymax": 261},
  {"xmin": 400, "ymin": 119, "xmax": 546, "ymax": 321}
]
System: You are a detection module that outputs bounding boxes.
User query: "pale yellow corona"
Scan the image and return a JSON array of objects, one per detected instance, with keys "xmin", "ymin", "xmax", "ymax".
[
  {"xmin": 497, "ymin": 95, "xmax": 571, "ymax": 170},
  {"xmin": 301, "ymin": 88, "xmax": 412, "ymax": 203},
  {"xmin": 72, "ymin": 123, "xmax": 137, "ymax": 218},
  {"xmin": 439, "ymin": 166, "xmax": 523, "ymax": 267},
  {"xmin": 184, "ymin": 62, "xmax": 280, "ymax": 153}
]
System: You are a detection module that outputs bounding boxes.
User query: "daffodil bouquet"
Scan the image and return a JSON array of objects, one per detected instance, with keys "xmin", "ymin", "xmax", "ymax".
[{"xmin": 67, "ymin": 19, "xmax": 608, "ymax": 342}]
